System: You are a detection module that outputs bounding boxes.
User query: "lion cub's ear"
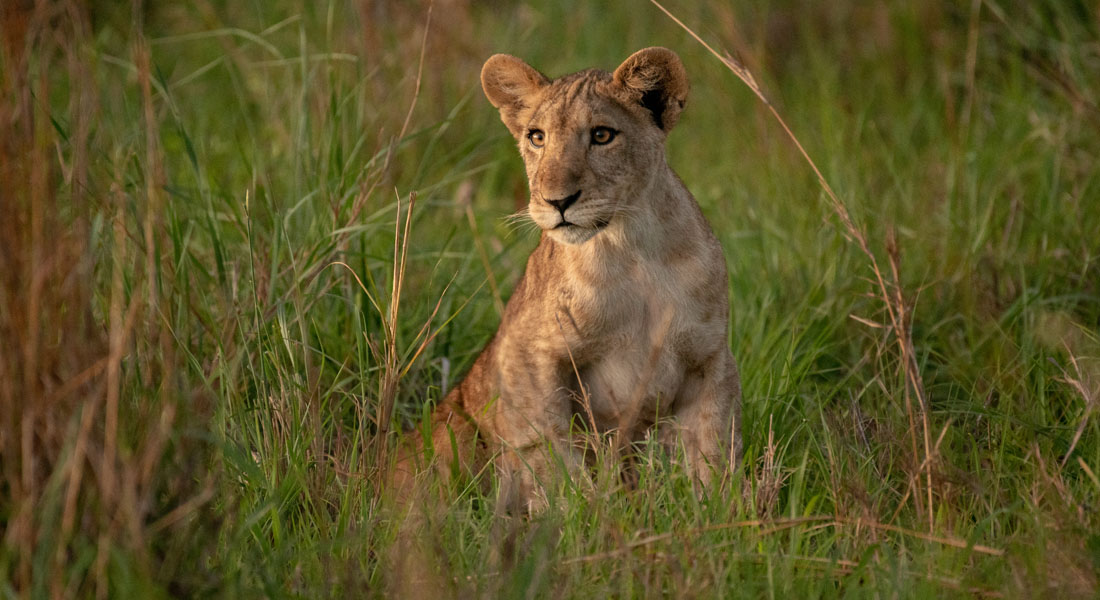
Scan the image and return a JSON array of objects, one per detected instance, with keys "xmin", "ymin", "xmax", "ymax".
[
  {"xmin": 613, "ymin": 47, "xmax": 689, "ymax": 132},
  {"xmin": 481, "ymin": 54, "xmax": 550, "ymax": 137}
]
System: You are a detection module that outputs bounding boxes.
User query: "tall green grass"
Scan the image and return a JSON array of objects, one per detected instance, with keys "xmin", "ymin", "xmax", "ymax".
[{"xmin": 2, "ymin": 0, "xmax": 1098, "ymax": 597}]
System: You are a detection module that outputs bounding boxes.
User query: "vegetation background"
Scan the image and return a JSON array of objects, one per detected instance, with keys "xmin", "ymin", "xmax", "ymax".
[{"xmin": 2, "ymin": 0, "xmax": 1098, "ymax": 597}]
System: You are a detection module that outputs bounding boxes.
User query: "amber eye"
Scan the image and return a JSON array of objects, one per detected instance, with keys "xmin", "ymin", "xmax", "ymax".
[
  {"xmin": 591, "ymin": 127, "xmax": 616, "ymax": 145},
  {"xmin": 527, "ymin": 129, "xmax": 545, "ymax": 148}
]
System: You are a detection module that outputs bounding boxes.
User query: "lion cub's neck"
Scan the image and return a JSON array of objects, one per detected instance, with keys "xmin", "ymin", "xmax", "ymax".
[{"xmin": 551, "ymin": 162, "xmax": 698, "ymax": 282}]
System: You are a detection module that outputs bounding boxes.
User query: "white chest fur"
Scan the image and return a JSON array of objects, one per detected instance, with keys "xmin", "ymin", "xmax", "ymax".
[{"xmin": 570, "ymin": 251, "xmax": 702, "ymax": 434}]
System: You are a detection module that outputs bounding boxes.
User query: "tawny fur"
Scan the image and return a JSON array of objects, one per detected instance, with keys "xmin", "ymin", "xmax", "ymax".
[{"xmin": 394, "ymin": 47, "xmax": 741, "ymax": 511}]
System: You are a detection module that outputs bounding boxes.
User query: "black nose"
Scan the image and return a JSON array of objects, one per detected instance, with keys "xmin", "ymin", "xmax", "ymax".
[{"xmin": 545, "ymin": 191, "xmax": 581, "ymax": 216}]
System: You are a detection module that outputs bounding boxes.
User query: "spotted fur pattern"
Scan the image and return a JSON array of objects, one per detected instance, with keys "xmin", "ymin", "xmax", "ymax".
[{"xmin": 394, "ymin": 48, "xmax": 741, "ymax": 512}]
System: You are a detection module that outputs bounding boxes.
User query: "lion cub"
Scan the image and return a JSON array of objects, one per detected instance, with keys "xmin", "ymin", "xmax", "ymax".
[{"xmin": 396, "ymin": 47, "xmax": 741, "ymax": 511}]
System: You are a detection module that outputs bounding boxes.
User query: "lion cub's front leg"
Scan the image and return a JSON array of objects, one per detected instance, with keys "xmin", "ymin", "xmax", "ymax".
[
  {"xmin": 662, "ymin": 351, "xmax": 742, "ymax": 489},
  {"xmin": 488, "ymin": 339, "xmax": 587, "ymax": 513}
]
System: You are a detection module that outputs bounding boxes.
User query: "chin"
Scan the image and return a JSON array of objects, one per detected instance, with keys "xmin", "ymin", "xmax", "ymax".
[{"xmin": 546, "ymin": 224, "xmax": 602, "ymax": 245}]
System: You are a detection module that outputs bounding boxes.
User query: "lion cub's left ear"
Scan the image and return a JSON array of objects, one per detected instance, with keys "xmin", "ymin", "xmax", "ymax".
[{"xmin": 613, "ymin": 47, "xmax": 689, "ymax": 132}]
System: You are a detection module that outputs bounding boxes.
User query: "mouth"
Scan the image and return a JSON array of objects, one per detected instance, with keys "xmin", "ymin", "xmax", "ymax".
[{"xmin": 553, "ymin": 218, "xmax": 610, "ymax": 231}]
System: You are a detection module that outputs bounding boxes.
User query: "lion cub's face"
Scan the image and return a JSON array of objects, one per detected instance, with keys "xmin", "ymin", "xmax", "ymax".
[{"xmin": 482, "ymin": 48, "xmax": 690, "ymax": 245}]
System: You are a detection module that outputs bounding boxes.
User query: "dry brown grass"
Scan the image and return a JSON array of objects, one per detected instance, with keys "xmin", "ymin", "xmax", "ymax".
[
  {"xmin": 1, "ymin": 2, "xmax": 214, "ymax": 595},
  {"xmin": 2, "ymin": 2, "xmax": 105, "ymax": 592}
]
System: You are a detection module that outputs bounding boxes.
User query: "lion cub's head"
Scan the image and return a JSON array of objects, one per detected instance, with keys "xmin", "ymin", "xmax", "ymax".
[{"xmin": 481, "ymin": 47, "xmax": 689, "ymax": 245}]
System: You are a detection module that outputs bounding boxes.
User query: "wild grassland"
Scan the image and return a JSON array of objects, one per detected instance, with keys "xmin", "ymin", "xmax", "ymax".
[{"xmin": 2, "ymin": 1, "xmax": 1099, "ymax": 597}]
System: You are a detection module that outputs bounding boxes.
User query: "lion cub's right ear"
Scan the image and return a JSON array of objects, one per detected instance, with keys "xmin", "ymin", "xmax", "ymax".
[{"xmin": 481, "ymin": 54, "xmax": 550, "ymax": 138}]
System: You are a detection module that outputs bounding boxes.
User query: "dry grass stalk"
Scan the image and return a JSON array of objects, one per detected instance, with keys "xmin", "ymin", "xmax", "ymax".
[
  {"xmin": 716, "ymin": 553, "xmax": 1002, "ymax": 598},
  {"xmin": 651, "ymin": 0, "xmax": 937, "ymax": 530},
  {"xmin": 1027, "ymin": 444, "xmax": 1100, "ymax": 596},
  {"xmin": 1056, "ymin": 348, "xmax": 1098, "ymax": 468},
  {"xmin": 461, "ymin": 180, "xmax": 507, "ymax": 316},
  {"xmin": 748, "ymin": 415, "xmax": 788, "ymax": 519},
  {"xmin": 398, "ymin": 0, "xmax": 433, "ymax": 141},
  {"xmin": 380, "ymin": 0, "xmax": 434, "ymax": 177},
  {"xmin": 333, "ymin": 190, "xmax": 469, "ymax": 481},
  {"xmin": 564, "ymin": 512, "xmax": 1003, "ymax": 566},
  {"xmin": 960, "ymin": 0, "xmax": 982, "ymax": 133},
  {"xmin": 378, "ymin": 191, "xmax": 416, "ymax": 442},
  {"xmin": 360, "ymin": 0, "xmax": 432, "ymax": 475}
]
